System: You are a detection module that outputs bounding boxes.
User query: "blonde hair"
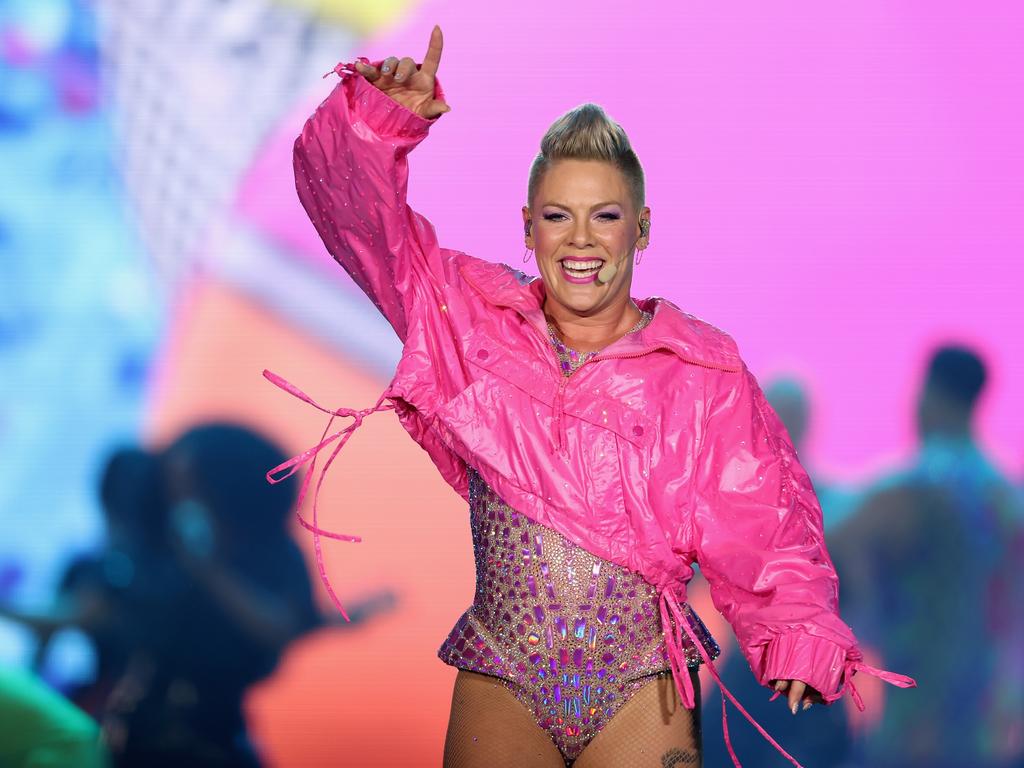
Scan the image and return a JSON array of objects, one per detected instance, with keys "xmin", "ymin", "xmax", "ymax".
[{"xmin": 527, "ymin": 103, "xmax": 645, "ymax": 212}]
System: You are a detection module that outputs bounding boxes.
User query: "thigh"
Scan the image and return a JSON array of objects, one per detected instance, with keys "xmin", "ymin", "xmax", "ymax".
[
  {"xmin": 573, "ymin": 669, "xmax": 702, "ymax": 768},
  {"xmin": 443, "ymin": 670, "xmax": 566, "ymax": 768}
]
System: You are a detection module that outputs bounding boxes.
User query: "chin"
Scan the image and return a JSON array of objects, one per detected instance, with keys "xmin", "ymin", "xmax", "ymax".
[{"xmin": 552, "ymin": 288, "xmax": 606, "ymax": 316}]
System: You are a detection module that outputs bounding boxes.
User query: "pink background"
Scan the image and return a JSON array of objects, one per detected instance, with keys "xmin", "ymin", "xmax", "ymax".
[{"xmin": 350, "ymin": 1, "xmax": 1024, "ymax": 480}]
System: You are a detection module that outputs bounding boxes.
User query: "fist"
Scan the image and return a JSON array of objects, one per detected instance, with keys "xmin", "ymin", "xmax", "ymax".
[{"xmin": 354, "ymin": 24, "xmax": 451, "ymax": 120}]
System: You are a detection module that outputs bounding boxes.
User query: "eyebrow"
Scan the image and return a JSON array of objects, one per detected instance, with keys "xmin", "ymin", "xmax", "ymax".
[{"xmin": 541, "ymin": 201, "xmax": 624, "ymax": 211}]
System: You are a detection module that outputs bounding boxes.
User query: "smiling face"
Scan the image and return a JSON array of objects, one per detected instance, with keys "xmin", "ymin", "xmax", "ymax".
[{"xmin": 524, "ymin": 158, "xmax": 650, "ymax": 318}]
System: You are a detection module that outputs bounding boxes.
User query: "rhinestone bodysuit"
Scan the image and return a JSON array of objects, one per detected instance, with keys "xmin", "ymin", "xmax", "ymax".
[{"xmin": 438, "ymin": 308, "xmax": 720, "ymax": 762}]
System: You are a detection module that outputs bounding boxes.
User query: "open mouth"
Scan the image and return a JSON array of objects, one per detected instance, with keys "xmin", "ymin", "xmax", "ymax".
[{"xmin": 560, "ymin": 258, "xmax": 604, "ymax": 281}]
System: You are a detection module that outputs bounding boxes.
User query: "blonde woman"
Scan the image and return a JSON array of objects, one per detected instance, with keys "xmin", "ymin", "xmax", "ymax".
[{"xmin": 272, "ymin": 24, "xmax": 914, "ymax": 767}]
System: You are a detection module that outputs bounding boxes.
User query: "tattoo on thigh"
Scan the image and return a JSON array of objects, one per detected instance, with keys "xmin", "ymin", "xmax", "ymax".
[{"xmin": 661, "ymin": 747, "xmax": 698, "ymax": 766}]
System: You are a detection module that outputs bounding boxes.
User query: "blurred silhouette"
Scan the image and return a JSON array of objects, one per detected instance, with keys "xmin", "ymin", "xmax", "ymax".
[
  {"xmin": 832, "ymin": 345, "xmax": 1023, "ymax": 768},
  {"xmin": 701, "ymin": 377, "xmax": 854, "ymax": 768},
  {"xmin": 96, "ymin": 424, "xmax": 322, "ymax": 767},
  {"xmin": 51, "ymin": 448, "xmax": 169, "ymax": 714},
  {"xmin": 0, "ymin": 449, "xmax": 174, "ymax": 713},
  {"xmin": 764, "ymin": 378, "xmax": 859, "ymax": 531},
  {"xmin": 1, "ymin": 422, "xmax": 399, "ymax": 766}
]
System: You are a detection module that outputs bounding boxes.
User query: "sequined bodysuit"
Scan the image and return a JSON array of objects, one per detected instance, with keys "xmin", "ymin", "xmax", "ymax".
[{"xmin": 438, "ymin": 309, "xmax": 720, "ymax": 762}]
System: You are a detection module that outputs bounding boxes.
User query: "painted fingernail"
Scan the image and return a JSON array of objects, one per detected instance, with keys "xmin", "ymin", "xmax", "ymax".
[
  {"xmin": 381, "ymin": 65, "xmax": 390, "ymax": 72},
  {"xmin": 790, "ymin": 702, "xmax": 798, "ymax": 715},
  {"xmin": 395, "ymin": 73, "xmax": 404, "ymax": 80},
  {"xmin": 803, "ymin": 701, "xmax": 812, "ymax": 711}
]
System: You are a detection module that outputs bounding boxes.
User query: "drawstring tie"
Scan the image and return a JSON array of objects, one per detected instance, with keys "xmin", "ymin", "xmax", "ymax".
[
  {"xmin": 263, "ymin": 370, "xmax": 395, "ymax": 621},
  {"xmin": 658, "ymin": 588, "xmax": 915, "ymax": 768}
]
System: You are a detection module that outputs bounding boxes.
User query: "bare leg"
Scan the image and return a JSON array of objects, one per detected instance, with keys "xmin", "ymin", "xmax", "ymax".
[
  {"xmin": 573, "ymin": 669, "xmax": 702, "ymax": 768},
  {"xmin": 443, "ymin": 670, "xmax": 567, "ymax": 768}
]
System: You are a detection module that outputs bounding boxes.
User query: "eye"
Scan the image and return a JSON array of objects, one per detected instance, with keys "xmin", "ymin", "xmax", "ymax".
[
  {"xmin": 597, "ymin": 213, "xmax": 621, "ymax": 221},
  {"xmin": 543, "ymin": 213, "xmax": 567, "ymax": 222}
]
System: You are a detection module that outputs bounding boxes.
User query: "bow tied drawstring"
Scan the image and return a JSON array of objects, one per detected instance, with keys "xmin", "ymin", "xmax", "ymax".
[
  {"xmin": 263, "ymin": 369, "xmax": 395, "ymax": 621},
  {"xmin": 323, "ymin": 56, "xmax": 370, "ymax": 80},
  {"xmin": 822, "ymin": 657, "xmax": 916, "ymax": 711}
]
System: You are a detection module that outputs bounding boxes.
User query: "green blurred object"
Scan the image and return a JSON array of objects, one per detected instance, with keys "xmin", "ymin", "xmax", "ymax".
[{"xmin": 0, "ymin": 667, "xmax": 109, "ymax": 768}]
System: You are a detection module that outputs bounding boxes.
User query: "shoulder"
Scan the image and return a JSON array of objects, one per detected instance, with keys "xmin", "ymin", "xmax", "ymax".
[
  {"xmin": 647, "ymin": 297, "xmax": 744, "ymax": 373},
  {"xmin": 453, "ymin": 251, "xmax": 535, "ymax": 285}
]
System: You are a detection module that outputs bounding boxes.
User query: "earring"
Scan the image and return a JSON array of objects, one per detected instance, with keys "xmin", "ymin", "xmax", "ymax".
[
  {"xmin": 636, "ymin": 218, "xmax": 649, "ymax": 265},
  {"xmin": 523, "ymin": 220, "xmax": 533, "ymax": 262}
]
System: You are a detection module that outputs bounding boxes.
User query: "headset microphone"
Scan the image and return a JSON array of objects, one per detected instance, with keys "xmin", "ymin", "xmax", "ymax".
[{"xmin": 596, "ymin": 261, "xmax": 618, "ymax": 284}]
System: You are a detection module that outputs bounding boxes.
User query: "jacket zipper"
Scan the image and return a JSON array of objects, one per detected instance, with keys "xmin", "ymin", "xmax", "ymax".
[
  {"xmin": 546, "ymin": 345, "xmax": 659, "ymax": 453},
  {"xmin": 545, "ymin": 343, "xmax": 735, "ymax": 453}
]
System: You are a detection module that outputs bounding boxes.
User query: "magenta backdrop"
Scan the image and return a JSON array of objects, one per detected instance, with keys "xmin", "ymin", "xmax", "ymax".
[
  {"xmin": 388, "ymin": 1, "xmax": 1024, "ymax": 480},
  {"xmin": 262, "ymin": 1, "xmax": 1023, "ymax": 482}
]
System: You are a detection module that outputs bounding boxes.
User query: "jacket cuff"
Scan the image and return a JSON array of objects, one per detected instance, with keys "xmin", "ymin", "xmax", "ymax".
[
  {"xmin": 759, "ymin": 631, "xmax": 848, "ymax": 700},
  {"xmin": 342, "ymin": 59, "xmax": 445, "ymax": 140}
]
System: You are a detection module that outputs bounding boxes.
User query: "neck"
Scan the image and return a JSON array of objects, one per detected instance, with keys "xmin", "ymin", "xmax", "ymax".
[{"xmin": 543, "ymin": 298, "xmax": 643, "ymax": 353}]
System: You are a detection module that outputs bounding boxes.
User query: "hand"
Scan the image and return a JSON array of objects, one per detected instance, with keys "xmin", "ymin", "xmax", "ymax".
[
  {"xmin": 354, "ymin": 24, "xmax": 450, "ymax": 120},
  {"xmin": 772, "ymin": 679, "xmax": 825, "ymax": 714}
]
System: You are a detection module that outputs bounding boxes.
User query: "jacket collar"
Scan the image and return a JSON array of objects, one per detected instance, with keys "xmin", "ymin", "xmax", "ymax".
[{"xmin": 458, "ymin": 258, "xmax": 741, "ymax": 372}]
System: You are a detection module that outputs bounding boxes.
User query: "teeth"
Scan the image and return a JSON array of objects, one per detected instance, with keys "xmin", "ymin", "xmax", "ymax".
[{"xmin": 562, "ymin": 260, "xmax": 603, "ymax": 270}]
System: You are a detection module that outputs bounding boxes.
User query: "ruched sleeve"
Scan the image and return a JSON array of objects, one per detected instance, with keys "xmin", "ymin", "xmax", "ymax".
[
  {"xmin": 293, "ymin": 58, "xmax": 450, "ymax": 341},
  {"xmin": 692, "ymin": 362, "xmax": 885, "ymax": 702}
]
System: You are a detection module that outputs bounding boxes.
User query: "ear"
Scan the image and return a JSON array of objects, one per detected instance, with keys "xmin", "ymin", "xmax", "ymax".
[
  {"xmin": 638, "ymin": 207, "xmax": 651, "ymax": 249},
  {"xmin": 522, "ymin": 205, "xmax": 534, "ymax": 248}
]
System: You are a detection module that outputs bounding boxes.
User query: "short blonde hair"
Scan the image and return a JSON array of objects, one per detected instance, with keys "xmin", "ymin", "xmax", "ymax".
[{"xmin": 527, "ymin": 103, "xmax": 645, "ymax": 212}]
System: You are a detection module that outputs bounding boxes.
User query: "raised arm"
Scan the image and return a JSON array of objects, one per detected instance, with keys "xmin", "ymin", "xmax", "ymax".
[{"xmin": 293, "ymin": 26, "xmax": 452, "ymax": 341}]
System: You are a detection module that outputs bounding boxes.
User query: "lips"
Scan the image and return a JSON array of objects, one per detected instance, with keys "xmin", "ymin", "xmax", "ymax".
[{"xmin": 559, "ymin": 258, "xmax": 604, "ymax": 284}]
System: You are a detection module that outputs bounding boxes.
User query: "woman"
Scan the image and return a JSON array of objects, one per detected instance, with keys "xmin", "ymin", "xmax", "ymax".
[{"xmin": 271, "ymin": 25, "xmax": 914, "ymax": 767}]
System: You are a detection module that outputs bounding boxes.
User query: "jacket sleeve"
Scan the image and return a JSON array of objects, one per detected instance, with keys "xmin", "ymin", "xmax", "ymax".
[
  {"xmin": 691, "ymin": 361, "xmax": 858, "ymax": 701},
  {"xmin": 293, "ymin": 59, "xmax": 449, "ymax": 341}
]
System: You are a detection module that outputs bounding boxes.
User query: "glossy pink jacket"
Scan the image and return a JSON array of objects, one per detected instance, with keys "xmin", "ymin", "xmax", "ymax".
[{"xmin": 272, "ymin": 57, "xmax": 914, "ymax": 766}]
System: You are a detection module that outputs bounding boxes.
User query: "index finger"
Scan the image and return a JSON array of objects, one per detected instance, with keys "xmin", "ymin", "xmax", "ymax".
[
  {"xmin": 787, "ymin": 680, "xmax": 806, "ymax": 712},
  {"xmin": 420, "ymin": 24, "xmax": 443, "ymax": 78}
]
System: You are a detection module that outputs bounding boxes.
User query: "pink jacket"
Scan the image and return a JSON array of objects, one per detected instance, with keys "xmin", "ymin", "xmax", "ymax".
[{"xmin": 269, "ymin": 57, "xmax": 915, "ymax": 766}]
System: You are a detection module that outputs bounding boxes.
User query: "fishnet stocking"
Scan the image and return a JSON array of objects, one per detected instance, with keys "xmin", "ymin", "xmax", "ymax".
[
  {"xmin": 443, "ymin": 669, "xmax": 702, "ymax": 767},
  {"xmin": 575, "ymin": 668, "xmax": 702, "ymax": 768},
  {"xmin": 443, "ymin": 670, "xmax": 565, "ymax": 767}
]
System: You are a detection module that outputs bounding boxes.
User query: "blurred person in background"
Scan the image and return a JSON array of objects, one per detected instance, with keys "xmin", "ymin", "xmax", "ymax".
[
  {"xmin": 701, "ymin": 377, "xmax": 856, "ymax": 767},
  {"xmin": 98, "ymin": 423, "xmax": 323, "ymax": 767},
  {"xmin": 763, "ymin": 378, "xmax": 859, "ymax": 531},
  {"xmin": 833, "ymin": 344, "xmax": 1023, "ymax": 767},
  {"xmin": 3, "ymin": 422, "xmax": 397, "ymax": 766},
  {"xmin": 0, "ymin": 448, "xmax": 175, "ymax": 717}
]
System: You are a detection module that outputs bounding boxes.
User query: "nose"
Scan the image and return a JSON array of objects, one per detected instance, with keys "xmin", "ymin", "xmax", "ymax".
[{"xmin": 568, "ymin": 215, "xmax": 594, "ymax": 248}]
